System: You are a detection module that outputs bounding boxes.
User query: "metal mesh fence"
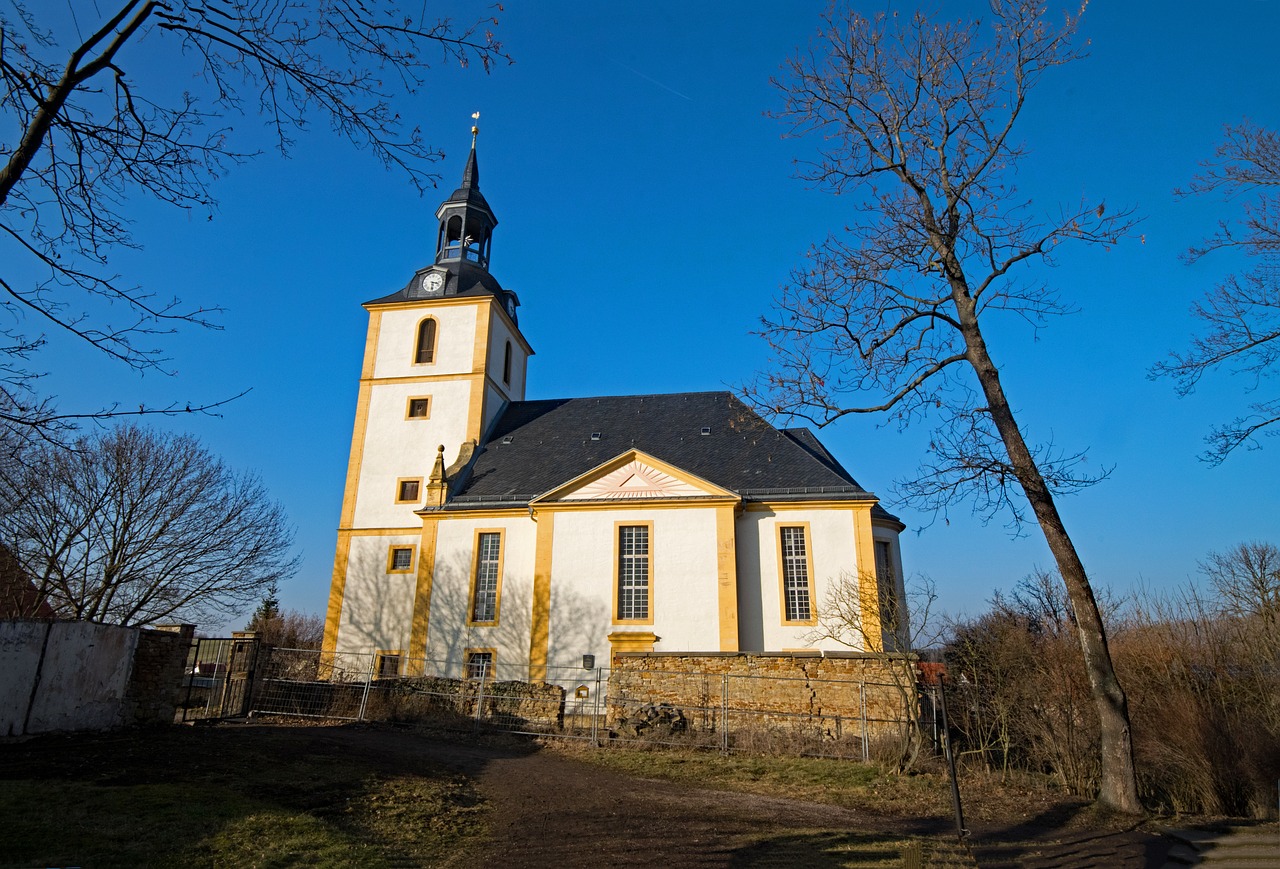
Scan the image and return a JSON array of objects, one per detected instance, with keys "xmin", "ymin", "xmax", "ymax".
[{"xmin": 246, "ymin": 648, "xmax": 915, "ymax": 760}]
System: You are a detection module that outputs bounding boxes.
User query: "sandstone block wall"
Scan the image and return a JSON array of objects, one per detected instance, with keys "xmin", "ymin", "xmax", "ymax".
[
  {"xmin": 125, "ymin": 624, "xmax": 195, "ymax": 725},
  {"xmin": 366, "ymin": 675, "xmax": 566, "ymax": 729},
  {"xmin": 608, "ymin": 651, "xmax": 917, "ymax": 740}
]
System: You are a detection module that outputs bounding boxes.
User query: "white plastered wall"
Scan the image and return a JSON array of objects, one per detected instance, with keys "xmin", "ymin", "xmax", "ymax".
[
  {"xmin": 737, "ymin": 506, "xmax": 863, "ymax": 652},
  {"xmin": 335, "ymin": 534, "xmax": 420, "ymax": 656},
  {"xmin": 353, "ymin": 379, "xmax": 473, "ymax": 527},
  {"xmin": 373, "ymin": 304, "xmax": 478, "ymax": 378},
  {"xmin": 546, "ymin": 506, "xmax": 721, "ymax": 669},
  {"xmin": 425, "ymin": 515, "xmax": 537, "ymax": 681},
  {"xmin": 484, "ymin": 310, "xmax": 528, "ymax": 400}
]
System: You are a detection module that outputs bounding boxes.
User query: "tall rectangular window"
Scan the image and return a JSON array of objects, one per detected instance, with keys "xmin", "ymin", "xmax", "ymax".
[
  {"xmin": 875, "ymin": 539, "xmax": 902, "ymax": 646},
  {"xmin": 470, "ymin": 532, "xmax": 502, "ymax": 623},
  {"xmin": 874, "ymin": 540, "xmax": 895, "ymax": 586},
  {"xmin": 780, "ymin": 526, "xmax": 812, "ymax": 622},
  {"xmin": 617, "ymin": 525, "xmax": 650, "ymax": 621}
]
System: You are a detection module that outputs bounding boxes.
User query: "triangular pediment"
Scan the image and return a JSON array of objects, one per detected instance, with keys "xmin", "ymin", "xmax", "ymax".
[{"xmin": 533, "ymin": 450, "xmax": 739, "ymax": 504}]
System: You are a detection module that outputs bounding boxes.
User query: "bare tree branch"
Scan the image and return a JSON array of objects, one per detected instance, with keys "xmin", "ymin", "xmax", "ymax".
[
  {"xmin": 0, "ymin": 0, "xmax": 509, "ymax": 445},
  {"xmin": 1154, "ymin": 120, "xmax": 1280, "ymax": 463}
]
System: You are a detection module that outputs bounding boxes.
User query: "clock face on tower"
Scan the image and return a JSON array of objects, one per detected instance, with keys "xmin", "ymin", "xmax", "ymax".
[
  {"xmin": 506, "ymin": 297, "xmax": 516, "ymax": 318},
  {"xmin": 421, "ymin": 272, "xmax": 444, "ymax": 296}
]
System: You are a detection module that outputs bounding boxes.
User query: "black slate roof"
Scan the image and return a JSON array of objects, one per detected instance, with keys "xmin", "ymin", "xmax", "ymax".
[{"xmin": 446, "ymin": 391, "xmax": 902, "ymax": 525}]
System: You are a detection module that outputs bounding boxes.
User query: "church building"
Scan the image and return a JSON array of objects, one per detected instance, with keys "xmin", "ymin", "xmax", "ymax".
[{"xmin": 321, "ymin": 134, "xmax": 907, "ymax": 683}]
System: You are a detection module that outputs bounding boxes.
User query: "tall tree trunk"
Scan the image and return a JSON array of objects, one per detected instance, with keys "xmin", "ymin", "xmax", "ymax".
[{"xmin": 956, "ymin": 293, "xmax": 1140, "ymax": 813}]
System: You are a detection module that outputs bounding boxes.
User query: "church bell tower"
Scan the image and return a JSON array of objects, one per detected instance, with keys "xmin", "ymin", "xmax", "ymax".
[{"xmin": 322, "ymin": 121, "xmax": 534, "ymax": 658}]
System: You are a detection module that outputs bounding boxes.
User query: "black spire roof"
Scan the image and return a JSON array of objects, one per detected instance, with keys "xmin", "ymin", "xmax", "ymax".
[
  {"xmin": 444, "ymin": 146, "xmax": 492, "ymax": 214},
  {"xmin": 365, "ymin": 139, "xmax": 517, "ymax": 314}
]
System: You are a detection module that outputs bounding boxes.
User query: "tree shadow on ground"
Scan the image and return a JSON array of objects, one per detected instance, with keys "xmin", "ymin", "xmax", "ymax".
[
  {"xmin": 0, "ymin": 722, "xmax": 543, "ymax": 867},
  {"xmin": 967, "ymin": 801, "xmax": 1175, "ymax": 869}
]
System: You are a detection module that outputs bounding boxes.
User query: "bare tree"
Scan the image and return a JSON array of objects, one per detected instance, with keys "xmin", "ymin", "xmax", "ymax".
[
  {"xmin": 1200, "ymin": 541, "xmax": 1280, "ymax": 626},
  {"xmin": 749, "ymin": 3, "xmax": 1140, "ymax": 811},
  {"xmin": 0, "ymin": 1, "xmax": 508, "ymax": 447},
  {"xmin": 0, "ymin": 423, "xmax": 298, "ymax": 626},
  {"xmin": 808, "ymin": 571, "xmax": 942, "ymax": 772},
  {"xmin": 1153, "ymin": 122, "xmax": 1280, "ymax": 464},
  {"xmin": 245, "ymin": 592, "xmax": 325, "ymax": 649}
]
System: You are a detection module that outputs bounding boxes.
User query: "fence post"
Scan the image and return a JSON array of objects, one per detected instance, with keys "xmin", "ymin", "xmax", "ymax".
[
  {"xmin": 473, "ymin": 660, "xmax": 488, "ymax": 727},
  {"xmin": 859, "ymin": 681, "xmax": 869, "ymax": 763},
  {"xmin": 592, "ymin": 667, "xmax": 602, "ymax": 747},
  {"xmin": 357, "ymin": 654, "xmax": 376, "ymax": 722},
  {"xmin": 720, "ymin": 674, "xmax": 730, "ymax": 756}
]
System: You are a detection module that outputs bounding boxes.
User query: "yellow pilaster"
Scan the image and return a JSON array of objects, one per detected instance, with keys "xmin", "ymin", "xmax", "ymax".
[
  {"xmin": 321, "ymin": 532, "xmax": 352, "ymax": 658},
  {"xmin": 527, "ymin": 510, "xmax": 555, "ymax": 683},
  {"xmin": 852, "ymin": 505, "xmax": 883, "ymax": 652},
  {"xmin": 408, "ymin": 517, "xmax": 440, "ymax": 669},
  {"xmin": 715, "ymin": 505, "xmax": 740, "ymax": 652},
  {"xmin": 466, "ymin": 302, "xmax": 492, "ymax": 443}
]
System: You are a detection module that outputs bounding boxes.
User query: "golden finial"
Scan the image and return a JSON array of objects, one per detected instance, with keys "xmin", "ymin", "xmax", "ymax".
[{"xmin": 471, "ymin": 111, "xmax": 480, "ymax": 146}]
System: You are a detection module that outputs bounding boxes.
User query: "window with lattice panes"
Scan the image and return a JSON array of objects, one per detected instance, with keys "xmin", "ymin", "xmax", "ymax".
[
  {"xmin": 470, "ymin": 532, "xmax": 501, "ymax": 623},
  {"xmin": 389, "ymin": 546, "xmax": 414, "ymax": 573},
  {"xmin": 465, "ymin": 650, "xmax": 493, "ymax": 680},
  {"xmin": 780, "ymin": 526, "xmax": 812, "ymax": 622},
  {"xmin": 617, "ymin": 525, "xmax": 650, "ymax": 621}
]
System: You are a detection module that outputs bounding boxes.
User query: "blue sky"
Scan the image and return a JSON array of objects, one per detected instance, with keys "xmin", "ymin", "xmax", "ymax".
[{"xmin": 26, "ymin": 1, "xmax": 1280, "ymax": 631}]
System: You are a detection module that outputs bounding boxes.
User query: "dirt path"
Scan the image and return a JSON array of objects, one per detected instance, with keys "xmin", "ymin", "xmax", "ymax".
[
  {"xmin": 350, "ymin": 726, "xmax": 1171, "ymax": 868},
  {"xmin": 0, "ymin": 722, "xmax": 1175, "ymax": 867}
]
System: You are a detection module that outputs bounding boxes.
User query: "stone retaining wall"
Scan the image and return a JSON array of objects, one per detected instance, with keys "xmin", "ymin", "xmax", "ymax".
[
  {"xmin": 367, "ymin": 675, "xmax": 566, "ymax": 730},
  {"xmin": 608, "ymin": 651, "xmax": 917, "ymax": 743}
]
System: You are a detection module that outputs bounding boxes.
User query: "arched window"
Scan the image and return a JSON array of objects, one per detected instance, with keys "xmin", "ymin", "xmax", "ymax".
[
  {"xmin": 415, "ymin": 318, "xmax": 437, "ymax": 364},
  {"xmin": 503, "ymin": 340, "xmax": 512, "ymax": 384}
]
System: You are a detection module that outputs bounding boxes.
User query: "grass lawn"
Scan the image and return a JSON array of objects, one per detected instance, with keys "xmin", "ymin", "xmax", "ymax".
[{"xmin": 0, "ymin": 726, "xmax": 484, "ymax": 869}]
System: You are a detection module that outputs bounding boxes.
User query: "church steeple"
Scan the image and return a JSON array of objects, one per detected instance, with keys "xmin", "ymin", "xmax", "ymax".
[{"xmin": 435, "ymin": 120, "xmax": 497, "ymax": 270}]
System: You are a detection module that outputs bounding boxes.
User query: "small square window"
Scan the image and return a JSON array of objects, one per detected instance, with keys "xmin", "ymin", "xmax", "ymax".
[
  {"xmin": 397, "ymin": 479, "xmax": 421, "ymax": 502},
  {"xmin": 407, "ymin": 397, "xmax": 430, "ymax": 419},
  {"xmin": 465, "ymin": 650, "xmax": 494, "ymax": 680},
  {"xmin": 388, "ymin": 547, "xmax": 414, "ymax": 573},
  {"xmin": 377, "ymin": 652, "xmax": 402, "ymax": 678}
]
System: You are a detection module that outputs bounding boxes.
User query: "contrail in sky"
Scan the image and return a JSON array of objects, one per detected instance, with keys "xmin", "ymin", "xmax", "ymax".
[{"xmin": 611, "ymin": 59, "xmax": 694, "ymax": 101}]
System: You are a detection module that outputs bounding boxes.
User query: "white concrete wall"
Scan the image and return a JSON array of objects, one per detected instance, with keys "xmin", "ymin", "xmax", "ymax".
[
  {"xmin": 425, "ymin": 516, "xmax": 537, "ymax": 681},
  {"xmin": 0, "ymin": 621, "xmax": 138, "ymax": 735},
  {"xmin": 334, "ymin": 534, "xmax": 420, "ymax": 655},
  {"xmin": 547, "ymin": 507, "xmax": 721, "ymax": 667},
  {"xmin": 737, "ymin": 507, "xmax": 863, "ymax": 652}
]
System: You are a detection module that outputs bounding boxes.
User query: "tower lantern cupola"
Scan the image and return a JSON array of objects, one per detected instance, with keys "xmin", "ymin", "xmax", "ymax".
[{"xmin": 435, "ymin": 129, "xmax": 497, "ymax": 270}]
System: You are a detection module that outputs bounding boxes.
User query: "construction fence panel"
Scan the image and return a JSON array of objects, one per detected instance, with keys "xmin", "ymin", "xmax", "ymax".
[{"xmin": 246, "ymin": 650, "xmax": 916, "ymax": 761}]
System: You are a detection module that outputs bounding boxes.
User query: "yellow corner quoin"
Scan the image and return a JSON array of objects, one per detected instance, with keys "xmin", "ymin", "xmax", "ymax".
[
  {"xmin": 321, "ymin": 532, "xmax": 353, "ymax": 658},
  {"xmin": 408, "ymin": 518, "xmax": 440, "ymax": 664},
  {"xmin": 852, "ymin": 505, "xmax": 883, "ymax": 652},
  {"xmin": 715, "ymin": 505, "xmax": 740, "ymax": 652},
  {"xmin": 338, "ymin": 380, "xmax": 374, "ymax": 529},
  {"xmin": 527, "ymin": 510, "xmax": 555, "ymax": 683}
]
